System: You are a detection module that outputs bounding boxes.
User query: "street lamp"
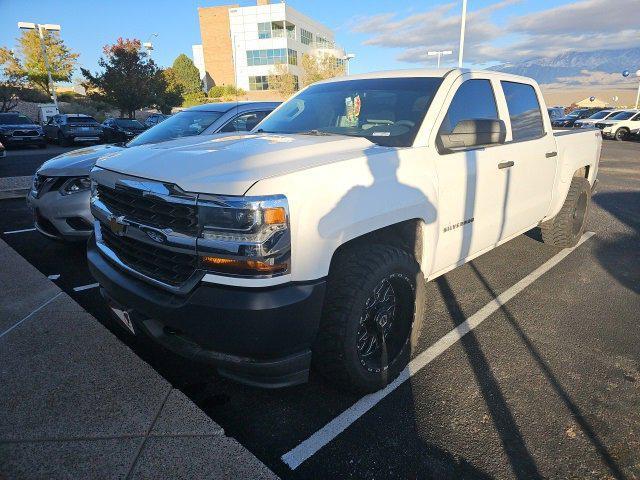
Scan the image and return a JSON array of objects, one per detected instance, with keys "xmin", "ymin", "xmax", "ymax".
[
  {"xmin": 144, "ymin": 33, "xmax": 158, "ymax": 59},
  {"xmin": 458, "ymin": 0, "xmax": 468, "ymax": 68},
  {"xmin": 342, "ymin": 53, "xmax": 356, "ymax": 75},
  {"xmin": 427, "ymin": 50, "xmax": 453, "ymax": 68},
  {"xmin": 18, "ymin": 22, "xmax": 61, "ymax": 109}
]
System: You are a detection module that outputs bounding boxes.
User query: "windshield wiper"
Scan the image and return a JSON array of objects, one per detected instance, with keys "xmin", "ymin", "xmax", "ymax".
[{"xmin": 297, "ymin": 129, "xmax": 333, "ymax": 136}]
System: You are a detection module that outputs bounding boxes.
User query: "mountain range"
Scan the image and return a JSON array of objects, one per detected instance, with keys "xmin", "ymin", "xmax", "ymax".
[{"xmin": 489, "ymin": 48, "xmax": 640, "ymax": 86}]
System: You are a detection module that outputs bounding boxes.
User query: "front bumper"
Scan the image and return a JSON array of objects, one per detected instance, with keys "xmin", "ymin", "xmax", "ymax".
[
  {"xmin": 26, "ymin": 188, "xmax": 93, "ymax": 241},
  {"xmin": 0, "ymin": 134, "xmax": 46, "ymax": 146},
  {"xmin": 87, "ymin": 236, "xmax": 326, "ymax": 388}
]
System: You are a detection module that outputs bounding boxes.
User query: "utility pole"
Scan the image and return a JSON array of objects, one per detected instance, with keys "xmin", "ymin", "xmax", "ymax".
[
  {"xmin": 458, "ymin": 0, "xmax": 468, "ymax": 68},
  {"xmin": 18, "ymin": 22, "xmax": 61, "ymax": 109}
]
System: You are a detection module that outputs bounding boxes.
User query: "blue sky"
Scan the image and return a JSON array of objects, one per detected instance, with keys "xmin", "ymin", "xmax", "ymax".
[{"xmin": 1, "ymin": 0, "xmax": 636, "ymax": 81}]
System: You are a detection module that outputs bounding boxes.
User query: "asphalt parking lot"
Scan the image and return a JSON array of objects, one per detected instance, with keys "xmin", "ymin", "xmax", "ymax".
[{"xmin": 0, "ymin": 140, "xmax": 638, "ymax": 479}]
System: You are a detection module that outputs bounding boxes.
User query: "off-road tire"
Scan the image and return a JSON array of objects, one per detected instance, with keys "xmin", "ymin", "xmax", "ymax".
[
  {"xmin": 541, "ymin": 177, "xmax": 591, "ymax": 248},
  {"xmin": 313, "ymin": 244, "xmax": 426, "ymax": 393}
]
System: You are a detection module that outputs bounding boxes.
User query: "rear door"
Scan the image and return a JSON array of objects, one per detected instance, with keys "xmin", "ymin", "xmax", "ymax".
[{"xmin": 494, "ymin": 80, "xmax": 557, "ymax": 238}]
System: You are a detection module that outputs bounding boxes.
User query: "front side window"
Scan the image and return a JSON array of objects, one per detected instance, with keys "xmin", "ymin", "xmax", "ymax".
[
  {"xmin": 501, "ymin": 81, "xmax": 544, "ymax": 141},
  {"xmin": 127, "ymin": 110, "xmax": 223, "ymax": 147},
  {"xmin": 588, "ymin": 110, "xmax": 611, "ymax": 120},
  {"xmin": 220, "ymin": 111, "xmax": 271, "ymax": 133},
  {"xmin": 256, "ymin": 77, "xmax": 443, "ymax": 147},
  {"xmin": 439, "ymin": 79, "xmax": 498, "ymax": 136}
]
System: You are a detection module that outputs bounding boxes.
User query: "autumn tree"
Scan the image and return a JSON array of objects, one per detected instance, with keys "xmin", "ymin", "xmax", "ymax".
[
  {"xmin": 300, "ymin": 53, "xmax": 344, "ymax": 87},
  {"xmin": 267, "ymin": 63, "xmax": 298, "ymax": 99},
  {"xmin": 81, "ymin": 38, "xmax": 160, "ymax": 118},
  {"xmin": 6, "ymin": 29, "xmax": 78, "ymax": 95}
]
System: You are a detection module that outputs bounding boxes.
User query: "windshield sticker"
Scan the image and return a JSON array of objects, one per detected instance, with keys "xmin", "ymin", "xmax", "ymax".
[
  {"xmin": 344, "ymin": 94, "xmax": 362, "ymax": 126},
  {"xmin": 371, "ymin": 131, "xmax": 391, "ymax": 136}
]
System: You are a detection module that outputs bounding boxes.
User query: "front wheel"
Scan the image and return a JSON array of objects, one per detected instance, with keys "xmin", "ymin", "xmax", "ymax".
[
  {"xmin": 313, "ymin": 244, "xmax": 426, "ymax": 393},
  {"xmin": 541, "ymin": 177, "xmax": 591, "ymax": 248},
  {"xmin": 615, "ymin": 128, "xmax": 629, "ymax": 141}
]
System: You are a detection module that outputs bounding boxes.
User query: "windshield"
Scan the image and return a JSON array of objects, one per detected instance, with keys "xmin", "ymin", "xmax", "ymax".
[
  {"xmin": 565, "ymin": 110, "xmax": 586, "ymax": 118},
  {"xmin": 68, "ymin": 116, "xmax": 98, "ymax": 123},
  {"xmin": 115, "ymin": 119, "xmax": 144, "ymax": 128},
  {"xmin": 255, "ymin": 77, "xmax": 443, "ymax": 147},
  {"xmin": 127, "ymin": 110, "xmax": 223, "ymax": 147},
  {"xmin": 610, "ymin": 111, "xmax": 636, "ymax": 120},
  {"xmin": 588, "ymin": 110, "xmax": 611, "ymax": 119},
  {"xmin": 0, "ymin": 114, "xmax": 35, "ymax": 125}
]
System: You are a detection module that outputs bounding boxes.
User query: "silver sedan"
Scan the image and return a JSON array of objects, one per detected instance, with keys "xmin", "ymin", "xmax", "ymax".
[{"xmin": 27, "ymin": 102, "xmax": 279, "ymax": 241}]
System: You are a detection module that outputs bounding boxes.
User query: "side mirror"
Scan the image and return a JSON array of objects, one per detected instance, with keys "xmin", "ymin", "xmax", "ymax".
[{"xmin": 439, "ymin": 119, "xmax": 506, "ymax": 151}]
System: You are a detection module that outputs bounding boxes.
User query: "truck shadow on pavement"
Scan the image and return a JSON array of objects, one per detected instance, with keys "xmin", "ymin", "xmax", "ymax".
[{"xmin": 592, "ymin": 191, "xmax": 640, "ymax": 294}]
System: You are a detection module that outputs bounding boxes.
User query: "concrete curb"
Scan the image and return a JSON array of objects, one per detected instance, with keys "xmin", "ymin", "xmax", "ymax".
[
  {"xmin": 0, "ymin": 176, "xmax": 31, "ymax": 200},
  {"xmin": 0, "ymin": 238, "xmax": 279, "ymax": 480}
]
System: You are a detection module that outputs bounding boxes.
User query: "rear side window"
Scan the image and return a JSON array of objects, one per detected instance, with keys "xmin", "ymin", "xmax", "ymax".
[
  {"xmin": 501, "ymin": 81, "xmax": 544, "ymax": 141},
  {"xmin": 439, "ymin": 79, "xmax": 498, "ymax": 136}
]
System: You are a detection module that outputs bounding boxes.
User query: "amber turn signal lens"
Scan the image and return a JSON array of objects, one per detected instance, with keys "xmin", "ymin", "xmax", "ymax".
[
  {"xmin": 263, "ymin": 207, "xmax": 286, "ymax": 225},
  {"xmin": 202, "ymin": 255, "xmax": 286, "ymax": 274}
]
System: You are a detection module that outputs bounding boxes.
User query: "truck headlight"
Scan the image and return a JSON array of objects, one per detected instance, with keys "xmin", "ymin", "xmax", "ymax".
[
  {"xmin": 197, "ymin": 194, "xmax": 290, "ymax": 277},
  {"xmin": 60, "ymin": 176, "xmax": 92, "ymax": 195}
]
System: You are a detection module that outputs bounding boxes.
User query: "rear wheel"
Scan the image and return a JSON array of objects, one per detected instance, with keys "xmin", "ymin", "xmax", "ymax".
[
  {"xmin": 313, "ymin": 244, "xmax": 426, "ymax": 393},
  {"xmin": 615, "ymin": 128, "xmax": 629, "ymax": 141},
  {"xmin": 541, "ymin": 177, "xmax": 591, "ymax": 248}
]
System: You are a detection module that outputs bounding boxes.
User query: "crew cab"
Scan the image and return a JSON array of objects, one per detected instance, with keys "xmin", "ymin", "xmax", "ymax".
[{"xmin": 88, "ymin": 69, "xmax": 601, "ymax": 393}]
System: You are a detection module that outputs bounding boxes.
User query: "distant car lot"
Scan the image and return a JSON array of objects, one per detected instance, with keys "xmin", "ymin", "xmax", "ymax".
[{"xmin": 0, "ymin": 141, "xmax": 638, "ymax": 479}]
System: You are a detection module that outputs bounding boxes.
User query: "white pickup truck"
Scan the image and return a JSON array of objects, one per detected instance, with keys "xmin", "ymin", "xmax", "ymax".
[{"xmin": 88, "ymin": 69, "xmax": 601, "ymax": 392}]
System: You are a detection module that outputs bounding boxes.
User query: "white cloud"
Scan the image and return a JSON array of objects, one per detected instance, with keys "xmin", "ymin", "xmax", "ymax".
[{"xmin": 350, "ymin": 0, "xmax": 640, "ymax": 65}]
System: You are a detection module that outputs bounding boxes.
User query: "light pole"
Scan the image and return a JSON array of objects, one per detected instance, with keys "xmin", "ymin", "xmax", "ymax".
[
  {"xmin": 18, "ymin": 22, "xmax": 61, "ymax": 109},
  {"xmin": 342, "ymin": 53, "xmax": 356, "ymax": 75},
  {"xmin": 143, "ymin": 33, "xmax": 158, "ymax": 59},
  {"xmin": 458, "ymin": 0, "xmax": 468, "ymax": 68},
  {"xmin": 636, "ymin": 70, "xmax": 640, "ymax": 109},
  {"xmin": 427, "ymin": 50, "xmax": 452, "ymax": 68}
]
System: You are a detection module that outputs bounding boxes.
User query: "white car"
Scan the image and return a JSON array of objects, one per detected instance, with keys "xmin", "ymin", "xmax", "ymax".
[
  {"xmin": 88, "ymin": 69, "xmax": 602, "ymax": 393},
  {"xmin": 598, "ymin": 110, "xmax": 640, "ymax": 140},
  {"xmin": 573, "ymin": 109, "xmax": 622, "ymax": 128}
]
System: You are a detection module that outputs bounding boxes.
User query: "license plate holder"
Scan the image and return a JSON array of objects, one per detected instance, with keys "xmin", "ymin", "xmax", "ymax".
[{"xmin": 108, "ymin": 302, "xmax": 135, "ymax": 335}]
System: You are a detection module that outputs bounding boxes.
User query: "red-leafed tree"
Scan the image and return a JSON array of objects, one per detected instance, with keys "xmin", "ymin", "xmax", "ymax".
[{"xmin": 81, "ymin": 38, "xmax": 167, "ymax": 117}]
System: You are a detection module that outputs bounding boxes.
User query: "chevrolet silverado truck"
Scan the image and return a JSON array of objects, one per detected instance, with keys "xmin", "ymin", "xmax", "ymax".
[{"xmin": 88, "ymin": 69, "xmax": 601, "ymax": 393}]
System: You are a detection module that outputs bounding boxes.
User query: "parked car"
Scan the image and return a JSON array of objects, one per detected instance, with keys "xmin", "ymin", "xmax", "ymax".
[
  {"xmin": 573, "ymin": 109, "xmax": 622, "ymax": 128},
  {"xmin": 0, "ymin": 113, "xmax": 46, "ymax": 149},
  {"xmin": 27, "ymin": 101, "xmax": 280, "ymax": 241},
  {"xmin": 598, "ymin": 110, "xmax": 640, "ymax": 140},
  {"xmin": 551, "ymin": 107, "xmax": 605, "ymax": 128},
  {"xmin": 43, "ymin": 114, "xmax": 104, "ymax": 146},
  {"xmin": 547, "ymin": 107, "xmax": 564, "ymax": 119},
  {"xmin": 144, "ymin": 113, "xmax": 170, "ymax": 128},
  {"xmin": 0, "ymin": 141, "xmax": 5, "ymax": 158},
  {"xmin": 87, "ymin": 70, "xmax": 602, "ymax": 393},
  {"xmin": 101, "ymin": 118, "xmax": 147, "ymax": 143}
]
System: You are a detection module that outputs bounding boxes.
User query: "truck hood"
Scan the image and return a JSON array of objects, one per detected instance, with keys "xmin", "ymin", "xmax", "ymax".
[
  {"xmin": 95, "ymin": 133, "xmax": 383, "ymax": 195},
  {"xmin": 38, "ymin": 144, "xmax": 125, "ymax": 177}
]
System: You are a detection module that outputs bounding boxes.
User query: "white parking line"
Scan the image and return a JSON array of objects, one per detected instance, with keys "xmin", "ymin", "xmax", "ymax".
[
  {"xmin": 73, "ymin": 283, "xmax": 99, "ymax": 292},
  {"xmin": 3, "ymin": 227, "xmax": 36, "ymax": 235},
  {"xmin": 0, "ymin": 292, "xmax": 63, "ymax": 340},
  {"xmin": 281, "ymin": 232, "xmax": 595, "ymax": 470}
]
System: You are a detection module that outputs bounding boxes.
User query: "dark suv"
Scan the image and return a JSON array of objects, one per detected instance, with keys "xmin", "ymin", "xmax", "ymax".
[
  {"xmin": 43, "ymin": 114, "xmax": 104, "ymax": 146},
  {"xmin": 102, "ymin": 118, "xmax": 147, "ymax": 143},
  {"xmin": 0, "ymin": 113, "xmax": 46, "ymax": 148}
]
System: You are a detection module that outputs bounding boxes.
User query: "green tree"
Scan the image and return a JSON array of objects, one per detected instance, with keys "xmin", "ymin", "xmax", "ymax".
[
  {"xmin": 301, "ymin": 53, "xmax": 344, "ymax": 87},
  {"xmin": 9, "ymin": 29, "xmax": 78, "ymax": 95},
  {"xmin": 0, "ymin": 48, "xmax": 25, "ymax": 112},
  {"xmin": 153, "ymin": 68, "xmax": 183, "ymax": 114},
  {"xmin": 171, "ymin": 53, "xmax": 205, "ymax": 106},
  {"xmin": 81, "ymin": 38, "xmax": 160, "ymax": 118},
  {"xmin": 267, "ymin": 63, "xmax": 298, "ymax": 99},
  {"xmin": 208, "ymin": 84, "xmax": 246, "ymax": 101}
]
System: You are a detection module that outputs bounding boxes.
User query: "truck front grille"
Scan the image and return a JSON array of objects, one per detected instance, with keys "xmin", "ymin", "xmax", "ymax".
[
  {"xmin": 101, "ymin": 224, "xmax": 197, "ymax": 286},
  {"xmin": 97, "ymin": 184, "xmax": 198, "ymax": 235},
  {"xmin": 12, "ymin": 130, "xmax": 39, "ymax": 137}
]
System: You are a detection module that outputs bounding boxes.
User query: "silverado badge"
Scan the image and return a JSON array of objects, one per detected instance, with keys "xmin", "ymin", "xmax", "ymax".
[{"xmin": 107, "ymin": 215, "xmax": 128, "ymax": 236}]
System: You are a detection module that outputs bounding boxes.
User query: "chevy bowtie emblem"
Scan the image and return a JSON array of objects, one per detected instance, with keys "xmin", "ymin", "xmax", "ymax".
[
  {"xmin": 107, "ymin": 215, "xmax": 128, "ymax": 236},
  {"xmin": 145, "ymin": 230, "xmax": 165, "ymax": 243}
]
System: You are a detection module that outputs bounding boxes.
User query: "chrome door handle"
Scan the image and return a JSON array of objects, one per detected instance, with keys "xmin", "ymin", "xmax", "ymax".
[{"xmin": 498, "ymin": 161, "xmax": 514, "ymax": 169}]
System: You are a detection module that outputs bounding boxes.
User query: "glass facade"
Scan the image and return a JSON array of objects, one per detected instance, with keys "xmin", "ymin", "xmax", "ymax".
[
  {"xmin": 246, "ymin": 49, "xmax": 297, "ymax": 66},
  {"xmin": 300, "ymin": 28, "xmax": 313, "ymax": 45}
]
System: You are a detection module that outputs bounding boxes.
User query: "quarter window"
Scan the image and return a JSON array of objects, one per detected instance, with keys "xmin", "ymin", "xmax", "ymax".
[
  {"xmin": 501, "ymin": 81, "xmax": 545, "ymax": 141},
  {"xmin": 439, "ymin": 79, "xmax": 498, "ymax": 136}
]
